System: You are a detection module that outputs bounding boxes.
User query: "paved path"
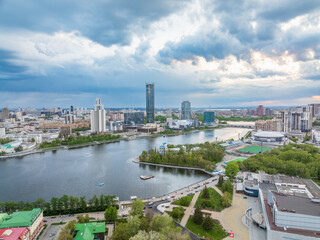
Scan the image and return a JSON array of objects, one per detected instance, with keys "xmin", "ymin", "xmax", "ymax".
[
  {"xmin": 212, "ymin": 185, "xmax": 223, "ymax": 196},
  {"xmin": 180, "ymin": 191, "xmax": 200, "ymax": 227}
]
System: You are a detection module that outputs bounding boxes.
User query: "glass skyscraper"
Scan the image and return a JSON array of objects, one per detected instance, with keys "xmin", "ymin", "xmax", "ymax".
[
  {"xmin": 181, "ymin": 101, "xmax": 191, "ymax": 120},
  {"xmin": 146, "ymin": 83, "xmax": 155, "ymax": 123},
  {"xmin": 204, "ymin": 111, "xmax": 215, "ymax": 126}
]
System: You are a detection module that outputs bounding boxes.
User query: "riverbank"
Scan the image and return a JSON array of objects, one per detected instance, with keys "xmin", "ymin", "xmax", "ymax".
[
  {"xmin": 132, "ymin": 157, "xmax": 215, "ymax": 176},
  {"xmin": 0, "ymin": 138, "xmax": 124, "ymax": 159},
  {"xmin": 0, "ymin": 126, "xmax": 243, "ymax": 159}
]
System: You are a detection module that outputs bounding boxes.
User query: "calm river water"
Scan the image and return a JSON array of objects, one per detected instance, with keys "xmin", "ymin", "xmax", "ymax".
[{"xmin": 0, "ymin": 128, "xmax": 249, "ymax": 202}]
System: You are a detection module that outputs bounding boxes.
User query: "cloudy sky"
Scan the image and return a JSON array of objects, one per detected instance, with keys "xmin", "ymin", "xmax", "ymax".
[{"xmin": 0, "ymin": 0, "xmax": 320, "ymax": 108}]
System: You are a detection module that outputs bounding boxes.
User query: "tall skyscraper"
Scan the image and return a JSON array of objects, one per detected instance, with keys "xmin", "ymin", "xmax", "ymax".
[
  {"xmin": 70, "ymin": 105, "xmax": 74, "ymax": 113},
  {"xmin": 257, "ymin": 105, "xmax": 264, "ymax": 117},
  {"xmin": 146, "ymin": 83, "xmax": 155, "ymax": 123},
  {"xmin": 181, "ymin": 101, "xmax": 191, "ymax": 120},
  {"xmin": 0, "ymin": 107, "xmax": 9, "ymax": 120},
  {"xmin": 90, "ymin": 98, "xmax": 106, "ymax": 133},
  {"xmin": 204, "ymin": 111, "xmax": 215, "ymax": 126}
]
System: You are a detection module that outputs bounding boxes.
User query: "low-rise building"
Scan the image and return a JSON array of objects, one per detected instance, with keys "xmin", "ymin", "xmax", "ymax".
[
  {"xmin": 0, "ymin": 227, "xmax": 30, "ymax": 240},
  {"xmin": 0, "ymin": 209, "xmax": 43, "ymax": 240},
  {"xmin": 74, "ymin": 222, "xmax": 105, "ymax": 240}
]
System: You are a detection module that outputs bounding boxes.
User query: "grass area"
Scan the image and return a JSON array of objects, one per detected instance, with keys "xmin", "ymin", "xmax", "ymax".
[
  {"xmin": 51, "ymin": 222, "xmax": 66, "ymax": 225},
  {"xmin": 195, "ymin": 188, "xmax": 225, "ymax": 211},
  {"xmin": 186, "ymin": 217, "xmax": 227, "ymax": 240},
  {"xmin": 172, "ymin": 194, "xmax": 194, "ymax": 207},
  {"xmin": 225, "ymin": 158, "xmax": 246, "ymax": 164},
  {"xmin": 237, "ymin": 145, "xmax": 272, "ymax": 154},
  {"xmin": 166, "ymin": 210, "xmax": 184, "ymax": 223}
]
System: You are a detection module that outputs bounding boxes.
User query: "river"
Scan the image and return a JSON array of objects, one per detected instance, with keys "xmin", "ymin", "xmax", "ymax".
[{"xmin": 0, "ymin": 127, "xmax": 250, "ymax": 202}]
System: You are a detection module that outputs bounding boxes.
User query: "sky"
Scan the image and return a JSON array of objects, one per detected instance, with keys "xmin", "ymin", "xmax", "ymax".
[{"xmin": 0, "ymin": 0, "xmax": 320, "ymax": 108}]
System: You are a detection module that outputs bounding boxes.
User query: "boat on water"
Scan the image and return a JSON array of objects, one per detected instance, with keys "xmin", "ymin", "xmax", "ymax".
[
  {"xmin": 96, "ymin": 182, "xmax": 104, "ymax": 187},
  {"xmin": 140, "ymin": 175, "xmax": 154, "ymax": 180}
]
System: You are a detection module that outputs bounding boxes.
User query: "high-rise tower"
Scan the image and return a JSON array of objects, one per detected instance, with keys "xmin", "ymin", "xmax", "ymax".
[
  {"xmin": 181, "ymin": 101, "xmax": 191, "ymax": 120},
  {"xmin": 90, "ymin": 98, "xmax": 106, "ymax": 133},
  {"xmin": 146, "ymin": 83, "xmax": 155, "ymax": 123}
]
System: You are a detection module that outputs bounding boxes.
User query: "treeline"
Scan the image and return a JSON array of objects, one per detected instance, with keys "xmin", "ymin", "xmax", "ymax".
[
  {"xmin": 39, "ymin": 134, "xmax": 120, "ymax": 149},
  {"xmin": 0, "ymin": 138, "xmax": 13, "ymax": 145},
  {"xmin": 0, "ymin": 194, "xmax": 116, "ymax": 216},
  {"xmin": 139, "ymin": 142, "xmax": 225, "ymax": 171},
  {"xmin": 72, "ymin": 127, "xmax": 91, "ymax": 133},
  {"xmin": 241, "ymin": 143, "xmax": 320, "ymax": 179}
]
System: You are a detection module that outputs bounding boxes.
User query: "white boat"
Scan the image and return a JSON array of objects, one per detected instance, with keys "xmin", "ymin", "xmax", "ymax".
[{"xmin": 140, "ymin": 175, "xmax": 154, "ymax": 180}]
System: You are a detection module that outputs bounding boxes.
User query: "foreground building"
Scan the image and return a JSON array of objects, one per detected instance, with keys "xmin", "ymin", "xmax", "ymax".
[
  {"xmin": 0, "ymin": 227, "xmax": 30, "ymax": 240},
  {"xmin": 242, "ymin": 172, "xmax": 320, "ymax": 239},
  {"xmin": 0, "ymin": 209, "xmax": 43, "ymax": 240},
  {"xmin": 74, "ymin": 222, "xmax": 105, "ymax": 240}
]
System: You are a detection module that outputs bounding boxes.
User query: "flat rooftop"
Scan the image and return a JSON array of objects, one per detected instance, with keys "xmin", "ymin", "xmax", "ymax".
[{"xmin": 273, "ymin": 192, "xmax": 320, "ymax": 217}]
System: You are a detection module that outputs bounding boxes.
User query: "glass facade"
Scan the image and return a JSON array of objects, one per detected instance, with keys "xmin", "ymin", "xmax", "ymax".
[
  {"xmin": 181, "ymin": 101, "xmax": 191, "ymax": 120},
  {"xmin": 146, "ymin": 83, "xmax": 155, "ymax": 123},
  {"xmin": 204, "ymin": 111, "xmax": 215, "ymax": 126},
  {"xmin": 124, "ymin": 112, "xmax": 144, "ymax": 125}
]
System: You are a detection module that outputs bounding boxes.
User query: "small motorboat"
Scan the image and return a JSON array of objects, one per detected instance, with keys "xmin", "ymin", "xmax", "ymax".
[
  {"xmin": 140, "ymin": 175, "xmax": 154, "ymax": 180},
  {"xmin": 96, "ymin": 182, "xmax": 104, "ymax": 187}
]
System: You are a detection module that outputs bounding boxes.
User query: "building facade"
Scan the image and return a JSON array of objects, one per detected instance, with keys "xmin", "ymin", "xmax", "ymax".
[
  {"xmin": 146, "ymin": 83, "xmax": 155, "ymax": 123},
  {"xmin": 181, "ymin": 101, "xmax": 191, "ymax": 120},
  {"xmin": 90, "ymin": 98, "xmax": 106, "ymax": 133},
  {"xmin": 124, "ymin": 112, "xmax": 144, "ymax": 125},
  {"xmin": 257, "ymin": 105, "xmax": 264, "ymax": 117},
  {"xmin": 203, "ymin": 111, "xmax": 215, "ymax": 126}
]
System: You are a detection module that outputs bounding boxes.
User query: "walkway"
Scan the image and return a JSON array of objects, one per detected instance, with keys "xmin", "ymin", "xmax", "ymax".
[{"xmin": 180, "ymin": 191, "xmax": 200, "ymax": 227}]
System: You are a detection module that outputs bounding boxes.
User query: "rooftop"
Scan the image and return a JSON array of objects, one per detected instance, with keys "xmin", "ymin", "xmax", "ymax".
[
  {"xmin": 0, "ymin": 209, "xmax": 42, "ymax": 229},
  {"xmin": 273, "ymin": 192, "xmax": 320, "ymax": 217},
  {"xmin": 254, "ymin": 131, "xmax": 284, "ymax": 138},
  {"xmin": 74, "ymin": 222, "xmax": 105, "ymax": 240},
  {"xmin": 0, "ymin": 227, "xmax": 28, "ymax": 240}
]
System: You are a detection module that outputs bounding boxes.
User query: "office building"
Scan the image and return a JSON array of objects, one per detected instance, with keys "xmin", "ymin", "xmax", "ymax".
[
  {"xmin": 64, "ymin": 114, "xmax": 75, "ymax": 124},
  {"xmin": 90, "ymin": 98, "xmax": 106, "ymax": 133},
  {"xmin": 257, "ymin": 105, "xmax": 264, "ymax": 117},
  {"xmin": 124, "ymin": 112, "xmax": 144, "ymax": 125},
  {"xmin": 70, "ymin": 105, "xmax": 74, "ymax": 113},
  {"xmin": 0, "ymin": 108, "xmax": 9, "ymax": 120},
  {"xmin": 146, "ymin": 83, "xmax": 155, "ymax": 123},
  {"xmin": 204, "ymin": 111, "xmax": 215, "ymax": 126},
  {"xmin": 181, "ymin": 101, "xmax": 191, "ymax": 120}
]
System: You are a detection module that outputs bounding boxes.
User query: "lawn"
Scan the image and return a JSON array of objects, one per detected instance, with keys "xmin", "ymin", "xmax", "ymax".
[
  {"xmin": 225, "ymin": 158, "xmax": 246, "ymax": 164},
  {"xmin": 186, "ymin": 217, "xmax": 227, "ymax": 240},
  {"xmin": 237, "ymin": 145, "xmax": 272, "ymax": 154},
  {"xmin": 195, "ymin": 188, "xmax": 225, "ymax": 211},
  {"xmin": 172, "ymin": 194, "xmax": 194, "ymax": 207},
  {"xmin": 166, "ymin": 208, "xmax": 185, "ymax": 223}
]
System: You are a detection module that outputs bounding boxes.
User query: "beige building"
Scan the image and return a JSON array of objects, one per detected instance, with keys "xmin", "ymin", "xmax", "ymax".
[{"xmin": 255, "ymin": 119, "xmax": 282, "ymax": 132}]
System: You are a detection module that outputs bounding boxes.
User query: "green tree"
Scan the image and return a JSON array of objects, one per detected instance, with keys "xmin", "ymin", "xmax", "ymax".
[
  {"xmin": 225, "ymin": 161, "xmax": 239, "ymax": 180},
  {"xmin": 76, "ymin": 215, "xmax": 85, "ymax": 223},
  {"xmin": 172, "ymin": 206, "xmax": 184, "ymax": 221},
  {"xmin": 99, "ymin": 194, "xmax": 105, "ymax": 208},
  {"xmin": 126, "ymin": 216, "xmax": 141, "ymax": 238},
  {"xmin": 193, "ymin": 206, "xmax": 203, "ymax": 225},
  {"xmin": 80, "ymin": 197, "xmax": 87, "ymax": 211},
  {"xmin": 105, "ymin": 206, "xmax": 118, "ymax": 223},
  {"xmin": 111, "ymin": 223, "xmax": 128, "ymax": 240},
  {"xmin": 130, "ymin": 199, "xmax": 144, "ymax": 218},
  {"xmin": 221, "ymin": 179, "xmax": 233, "ymax": 194},
  {"xmin": 202, "ymin": 216, "xmax": 214, "ymax": 230},
  {"xmin": 220, "ymin": 192, "xmax": 232, "ymax": 207},
  {"xmin": 217, "ymin": 175, "xmax": 224, "ymax": 187},
  {"xmin": 130, "ymin": 230, "xmax": 165, "ymax": 240},
  {"xmin": 202, "ymin": 186, "xmax": 210, "ymax": 199}
]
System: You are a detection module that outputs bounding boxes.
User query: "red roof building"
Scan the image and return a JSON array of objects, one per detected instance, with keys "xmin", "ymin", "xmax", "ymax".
[{"xmin": 0, "ymin": 227, "xmax": 30, "ymax": 240}]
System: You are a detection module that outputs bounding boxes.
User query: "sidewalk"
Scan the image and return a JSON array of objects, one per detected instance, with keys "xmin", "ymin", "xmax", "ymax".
[{"xmin": 180, "ymin": 191, "xmax": 200, "ymax": 227}]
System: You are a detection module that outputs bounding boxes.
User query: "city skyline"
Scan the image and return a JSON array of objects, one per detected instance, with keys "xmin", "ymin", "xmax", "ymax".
[{"xmin": 0, "ymin": 1, "xmax": 320, "ymax": 108}]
